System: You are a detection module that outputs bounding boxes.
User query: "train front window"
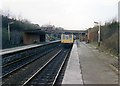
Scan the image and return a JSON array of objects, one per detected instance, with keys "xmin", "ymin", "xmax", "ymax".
[
  {"xmin": 69, "ymin": 35, "xmax": 72, "ymax": 40},
  {"xmin": 65, "ymin": 35, "xmax": 69, "ymax": 39},
  {"xmin": 63, "ymin": 35, "xmax": 65, "ymax": 39},
  {"xmin": 69, "ymin": 35, "xmax": 72, "ymax": 38}
]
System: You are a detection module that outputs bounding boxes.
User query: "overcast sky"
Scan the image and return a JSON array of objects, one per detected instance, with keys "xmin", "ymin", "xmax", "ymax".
[{"xmin": 1, "ymin": 0, "xmax": 119, "ymax": 30}]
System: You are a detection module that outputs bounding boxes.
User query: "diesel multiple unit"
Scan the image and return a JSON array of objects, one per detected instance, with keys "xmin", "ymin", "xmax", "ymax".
[{"xmin": 61, "ymin": 32, "xmax": 74, "ymax": 44}]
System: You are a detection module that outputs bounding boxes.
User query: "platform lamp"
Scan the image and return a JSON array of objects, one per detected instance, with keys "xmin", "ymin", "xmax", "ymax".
[
  {"xmin": 8, "ymin": 22, "xmax": 14, "ymax": 41},
  {"xmin": 94, "ymin": 21, "xmax": 101, "ymax": 47}
]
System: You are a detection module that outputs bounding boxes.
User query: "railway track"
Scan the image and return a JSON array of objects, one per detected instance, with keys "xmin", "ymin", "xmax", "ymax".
[
  {"xmin": 2, "ymin": 45, "xmax": 63, "ymax": 85},
  {"xmin": 2, "ymin": 45, "xmax": 60, "ymax": 78},
  {"xmin": 22, "ymin": 48, "xmax": 71, "ymax": 86},
  {"xmin": 2, "ymin": 47, "xmax": 71, "ymax": 85}
]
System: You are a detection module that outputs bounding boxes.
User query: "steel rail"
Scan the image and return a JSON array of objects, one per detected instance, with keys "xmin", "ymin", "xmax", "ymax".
[
  {"xmin": 1, "ymin": 47, "xmax": 59, "ymax": 79},
  {"xmin": 52, "ymin": 49, "xmax": 70, "ymax": 86},
  {"xmin": 22, "ymin": 49, "xmax": 63, "ymax": 86}
]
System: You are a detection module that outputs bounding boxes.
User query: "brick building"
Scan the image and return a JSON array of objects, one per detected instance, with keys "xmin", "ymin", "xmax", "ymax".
[{"xmin": 23, "ymin": 29, "xmax": 45, "ymax": 44}]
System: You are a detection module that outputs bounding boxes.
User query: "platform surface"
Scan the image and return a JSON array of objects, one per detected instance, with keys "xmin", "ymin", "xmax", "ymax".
[
  {"xmin": 0, "ymin": 40, "xmax": 60, "ymax": 55},
  {"xmin": 62, "ymin": 42, "xmax": 83, "ymax": 84},
  {"xmin": 77, "ymin": 41, "xmax": 118, "ymax": 84}
]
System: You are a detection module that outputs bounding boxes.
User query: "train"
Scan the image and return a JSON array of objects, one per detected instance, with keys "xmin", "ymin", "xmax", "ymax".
[{"xmin": 61, "ymin": 32, "xmax": 74, "ymax": 47}]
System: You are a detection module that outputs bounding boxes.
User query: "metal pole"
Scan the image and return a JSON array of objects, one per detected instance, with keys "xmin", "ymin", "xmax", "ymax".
[
  {"xmin": 8, "ymin": 23, "xmax": 10, "ymax": 41},
  {"xmin": 98, "ymin": 23, "xmax": 101, "ymax": 47},
  {"xmin": 88, "ymin": 29, "xmax": 89, "ymax": 43},
  {"xmin": 8, "ymin": 22, "xmax": 14, "ymax": 41},
  {"xmin": 94, "ymin": 21, "xmax": 101, "ymax": 47}
]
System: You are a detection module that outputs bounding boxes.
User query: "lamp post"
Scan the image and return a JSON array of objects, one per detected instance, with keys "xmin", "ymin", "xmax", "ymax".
[
  {"xmin": 8, "ymin": 22, "xmax": 14, "ymax": 41},
  {"xmin": 94, "ymin": 21, "xmax": 101, "ymax": 47}
]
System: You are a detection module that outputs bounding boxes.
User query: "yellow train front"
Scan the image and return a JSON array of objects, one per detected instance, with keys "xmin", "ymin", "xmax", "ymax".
[{"xmin": 61, "ymin": 33, "xmax": 74, "ymax": 48}]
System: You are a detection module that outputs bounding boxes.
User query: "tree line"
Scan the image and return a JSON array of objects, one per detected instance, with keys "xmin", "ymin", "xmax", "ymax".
[
  {"xmin": 87, "ymin": 20, "xmax": 119, "ymax": 56},
  {"xmin": 2, "ymin": 14, "xmax": 64, "ymax": 49}
]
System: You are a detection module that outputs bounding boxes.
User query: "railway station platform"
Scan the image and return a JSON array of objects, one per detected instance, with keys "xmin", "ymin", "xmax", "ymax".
[
  {"xmin": 62, "ymin": 42, "xmax": 83, "ymax": 85},
  {"xmin": 77, "ymin": 41, "xmax": 118, "ymax": 85},
  {"xmin": 0, "ymin": 40, "xmax": 60, "ymax": 55},
  {"xmin": 62, "ymin": 41, "xmax": 118, "ymax": 85}
]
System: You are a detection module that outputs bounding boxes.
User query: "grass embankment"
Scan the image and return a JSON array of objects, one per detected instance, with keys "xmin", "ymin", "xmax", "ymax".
[{"xmin": 90, "ymin": 40, "xmax": 118, "ymax": 58}]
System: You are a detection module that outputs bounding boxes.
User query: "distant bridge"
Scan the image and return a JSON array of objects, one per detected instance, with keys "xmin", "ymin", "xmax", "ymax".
[{"xmin": 58, "ymin": 30, "xmax": 87, "ymax": 39}]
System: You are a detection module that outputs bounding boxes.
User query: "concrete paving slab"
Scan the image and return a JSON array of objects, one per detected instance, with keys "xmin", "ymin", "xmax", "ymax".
[
  {"xmin": 77, "ymin": 42, "xmax": 118, "ymax": 84},
  {"xmin": 62, "ymin": 42, "xmax": 83, "ymax": 84}
]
